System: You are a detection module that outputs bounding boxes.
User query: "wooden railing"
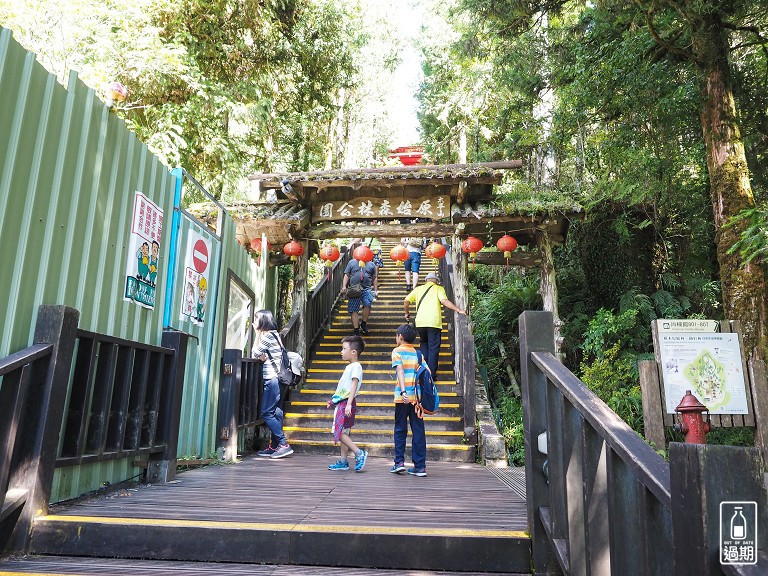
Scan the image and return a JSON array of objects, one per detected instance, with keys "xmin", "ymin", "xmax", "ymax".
[
  {"xmin": 305, "ymin": 246, "xmax": 354, "ymax": 351},
  {"xmin": 56, "ymin": 329, "xmax": 188, "ymax": 471},
  {"xmin": 519, "ymin": 311, "xmax": 767, "ymax": 575},
  {"xmin": 0, "ymin": 305, "xmax": 189, "ymax": 554},
  {"xmin": 439, "ymin": 247, "xmax": 476, "ymax": 435},
  {"xmin": 217, "ymin": 350, "xmax": 262, "ymax": 461}
]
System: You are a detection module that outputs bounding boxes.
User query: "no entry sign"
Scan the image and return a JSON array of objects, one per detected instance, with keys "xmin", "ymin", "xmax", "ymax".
[{"xmin": 193, "ymin": 239, "xmax": 209, "ymax": 273}]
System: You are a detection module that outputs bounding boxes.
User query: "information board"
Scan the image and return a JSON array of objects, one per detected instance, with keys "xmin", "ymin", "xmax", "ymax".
[{"xmin": 656, "ymin": 320, "xmax": 749, "ymax": 415}]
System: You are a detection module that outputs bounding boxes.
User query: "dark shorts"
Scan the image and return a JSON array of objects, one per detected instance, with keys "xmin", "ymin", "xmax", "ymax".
[
  {"xmin": 404, "ymin": 251, "xmax": 421, "ymax": 273},
  {"xmin": 347, "ymin": 288, "xmax": 374, "ymax": 313},
  {"xmin": 333, "ymin": 398, "xmax": 357, "ymax": 443}
]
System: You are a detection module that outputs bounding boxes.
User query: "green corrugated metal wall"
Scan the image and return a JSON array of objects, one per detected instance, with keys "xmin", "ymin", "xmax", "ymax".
[{"xmin": 0, "ymin": 28, "xmax": 277, "ymax": 502}]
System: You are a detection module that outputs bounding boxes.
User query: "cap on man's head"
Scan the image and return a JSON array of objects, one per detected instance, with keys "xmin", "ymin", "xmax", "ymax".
[{"xmin": 425, "ymin": 272, "xmax": 439, "ymax": 282}]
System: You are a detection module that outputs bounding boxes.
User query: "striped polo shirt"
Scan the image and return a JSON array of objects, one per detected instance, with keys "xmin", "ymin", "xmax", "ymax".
[{"xmin": 391, "ymin": 344, "xmax": 426, "ymax": 403}]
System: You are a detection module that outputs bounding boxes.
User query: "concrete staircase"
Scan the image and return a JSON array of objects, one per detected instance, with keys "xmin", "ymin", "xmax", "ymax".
[{"xmin": 284, "ymin": 240, "xmax": 475, "ymax": 463}]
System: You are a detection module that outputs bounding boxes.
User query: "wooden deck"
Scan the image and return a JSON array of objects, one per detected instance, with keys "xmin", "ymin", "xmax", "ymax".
[{"xmin": 22, "ymin": 455, "xmax": 530, "ymax": 573}]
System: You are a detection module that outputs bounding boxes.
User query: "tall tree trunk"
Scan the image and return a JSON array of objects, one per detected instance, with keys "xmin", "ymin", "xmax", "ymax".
[{"xmin": 693, "ymin": 16, "xmax": 768, "ymax": 360}]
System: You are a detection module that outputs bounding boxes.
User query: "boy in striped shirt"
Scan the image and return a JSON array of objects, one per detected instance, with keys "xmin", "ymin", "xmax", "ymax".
[{"xmin": 390, "ymin": 323, "xmax": 429, "ymax": 477}]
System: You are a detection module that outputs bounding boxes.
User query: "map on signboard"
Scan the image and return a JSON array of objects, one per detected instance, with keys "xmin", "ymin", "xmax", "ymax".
[{"xmin": 656, "ymin": 321, "xmax": 749, "ymax": 415}]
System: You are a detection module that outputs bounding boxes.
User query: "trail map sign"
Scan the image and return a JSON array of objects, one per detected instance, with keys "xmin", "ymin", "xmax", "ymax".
[
  {"xmin": 124, "ymin": 192, "xmax": 163, "ymax": 309},
  {"xmin": 656, "ymin": 320, "xmax": 749, "ymax": 415}
]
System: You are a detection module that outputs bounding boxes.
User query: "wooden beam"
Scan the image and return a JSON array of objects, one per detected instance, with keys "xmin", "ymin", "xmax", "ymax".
[
  {"xmin": 473, "ymin": 251, "xmax": 542, "ymax": 268},
  {"xmin": 250, "ymin": 160, "xmax": 524, "ymax": 181},
  {"xmin": 260, "ymin": 177, "xmax": 502, "ymax": 191},
  {"xmin": 306, "ymin": 221, "xmax": 456, "ymax": 240}
]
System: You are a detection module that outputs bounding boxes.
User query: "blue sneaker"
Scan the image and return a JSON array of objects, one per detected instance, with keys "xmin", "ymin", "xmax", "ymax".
[
  {"xmin": 389, "ymin": 463, "xmax": 406, "ymax": 474},
  {"xmin": 407, "ymin": 467, "xmax": 427, "ymax": 477},
  {"xmin": 355, "ymin": 450, "xmax": 368, "ymax": 472},
  {"xmin": 328, "ymin": 460, "xmax": 350, "ymax": 471}
]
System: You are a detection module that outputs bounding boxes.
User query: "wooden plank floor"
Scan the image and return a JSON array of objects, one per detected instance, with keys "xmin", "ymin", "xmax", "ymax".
[
  {"xmin": 21, "ymin": 455, "xmax": 530, "ymax": 572},
  {"xmin": 43, "ymin": 455, "xmax": 528, "ymax": 534}
]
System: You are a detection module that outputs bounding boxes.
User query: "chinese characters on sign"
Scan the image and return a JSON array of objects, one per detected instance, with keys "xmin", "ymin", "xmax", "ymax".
[
  {"xmin": 656, "ymin": 320, "xmax": 749, "ymax": 415},
  {"xmin": 312, "ymin": 196, "xmax": 450, "ymax": 222},
  {"xmin": 124, "ymin": 192, "xmax": 163, "ymax": 309}
]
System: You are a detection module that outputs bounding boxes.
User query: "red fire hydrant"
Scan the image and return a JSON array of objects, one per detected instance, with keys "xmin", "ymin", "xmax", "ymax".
[{"xmin": 673, "ymin": 390, "xmax": 710, "ymax": 444}]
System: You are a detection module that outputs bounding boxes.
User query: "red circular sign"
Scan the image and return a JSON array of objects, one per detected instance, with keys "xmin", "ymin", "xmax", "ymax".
[{"xmin": 192, "ymin": 239, "xmax": 209, "ymax": 274}]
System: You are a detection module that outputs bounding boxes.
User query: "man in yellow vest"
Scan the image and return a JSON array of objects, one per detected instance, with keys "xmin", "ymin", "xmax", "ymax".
[{"xmin": 403, "ymin": 272, "xmax": 466, "ymax": 380}]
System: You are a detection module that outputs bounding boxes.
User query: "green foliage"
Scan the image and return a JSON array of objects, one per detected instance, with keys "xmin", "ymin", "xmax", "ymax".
[
  {"xmin": 726, "ymin": 206, "xmax": 768, "ymax": 266},
  {"xmin": 496, "ymin": 395, "xmax": 526, "ymax": 466},
  {"xmin": 580, "ymin": 343, "xmax": 644, "ymax": 433}
]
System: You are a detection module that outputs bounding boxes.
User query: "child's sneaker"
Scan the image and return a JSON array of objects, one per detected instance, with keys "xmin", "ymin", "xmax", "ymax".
[
  {"xmin": 407, "ymin": 467, "xmax": 427, "ymax": 477},
  {"xmin": 257, "ymin": 444, "xmax": 276, "ymax": 457},
  {"xmin": 270, "ymin": 443, "xmax": 293, "ymax": 459},
  {"xmin": 328, "ymin": 460, "xmax": 350, "ymax": 471},
  {"xmin": 389, "ymin": 463, "xmax": 406, "ymax": 474},
  {"xmin": 355, "ymin": 450, "xmax": 368, "ymax": 472}
]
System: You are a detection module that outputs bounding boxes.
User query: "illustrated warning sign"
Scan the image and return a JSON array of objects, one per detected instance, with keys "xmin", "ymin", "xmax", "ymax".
[{"xmin": 180, "ymin": 232, "xmax": 212, "ymax": 326}]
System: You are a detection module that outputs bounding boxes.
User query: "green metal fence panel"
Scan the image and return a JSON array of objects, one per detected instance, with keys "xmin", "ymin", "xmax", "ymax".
[
  {"xmin": 0, "ymin": 28, "xmax": 174, "ymax": 357},
  {"xmin": 0, "ymin": 29, "xmax": 278, "ymax": 501}
]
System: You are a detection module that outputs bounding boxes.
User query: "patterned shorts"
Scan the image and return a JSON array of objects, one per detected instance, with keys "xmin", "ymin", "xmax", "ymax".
[
  {"xmin": 347, "ymin": 288, "xmax": 374, "ymax": 313},
  {"xmin": 332, "ymin": 398, "xmax": 357, "ymax": 443}
]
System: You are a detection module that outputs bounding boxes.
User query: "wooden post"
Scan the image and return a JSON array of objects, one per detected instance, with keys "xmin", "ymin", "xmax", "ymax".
[
  {"xmin": 4, "ymin": 305, "xmax": 79, "ymax": 553},
  {"xmin": 748, "ymin": 358, "xmax": 768, "ymax": 466},
  {"xmin": 639, "ymin": 359, "xmax": 666, "ymax": 451},
  {"xmin": 147, "ymin": 330, "xmax": 190, "ymax": 483},
  {"xmin": 293, "ymin": 240, "xmax": 309, "ymax": 361},
  {"xmin": 670, "ymin": 443, "xmax": 768, "ymax": 575},
  {"xmin": 451, "ymin": 235, "xmax": 473, "ymax": 435},
  {"xmin": 519, "ymin": 310, "xmax": 558, "ymax": 575},
  {"xmin": 217, "ymin": 349, "xmax": 242, "ymax": 462},
  {"xmin": 536, "ymin": 229, "xmax": 562, "ymax": 356},
  {"xmin": 450, "ymin": 235, "xmax": 469, "ymax": 312}
]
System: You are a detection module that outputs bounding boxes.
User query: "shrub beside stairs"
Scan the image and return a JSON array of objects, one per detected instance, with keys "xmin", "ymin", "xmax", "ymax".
[{"xmin": 283, "ymin": 246, "xmax": 476, "ymax": 463}]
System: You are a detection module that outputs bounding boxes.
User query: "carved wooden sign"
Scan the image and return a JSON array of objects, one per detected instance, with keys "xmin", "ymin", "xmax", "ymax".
[{"xmin": 312, "ymin": 195, "xmax": 450, "ymax": 222}]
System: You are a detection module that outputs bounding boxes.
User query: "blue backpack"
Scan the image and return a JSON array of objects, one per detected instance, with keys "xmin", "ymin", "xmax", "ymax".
[{"xmin": 414, "ymin": 351, "xmax": 439, "ymax": 417}]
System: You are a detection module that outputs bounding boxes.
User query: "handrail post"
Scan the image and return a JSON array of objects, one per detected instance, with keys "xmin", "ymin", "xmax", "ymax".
[
  {"xmin": 147, "ymin": 330, "xmax": 189, "ymax": 483},
  {"xmin": 670, "ymin": 443, "xmax": 767, "ymax": 575},
  {"xmin": 4, "ymin": 305, "xmax": 79, "ymax": 553},
  {"xmin": 519, "ymin": 310, "xmax": 557, "ymax": 575},
  {"xmin": 217, "ymin": 349, "xmax": 243, "ymax": 462}
]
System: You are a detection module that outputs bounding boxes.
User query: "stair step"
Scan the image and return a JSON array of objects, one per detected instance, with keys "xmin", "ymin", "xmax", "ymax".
[{"xmin": 286, "ymin": 440, "xmax": 476, "ymax": 462}]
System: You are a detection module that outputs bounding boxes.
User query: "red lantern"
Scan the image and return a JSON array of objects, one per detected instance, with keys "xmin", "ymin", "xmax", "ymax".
[
  {"xmin": 320, "ymin": 244, "xmax": 340, "ymax": 264},
  {"xmin": 251, "ymin": 237, "xmax": 272, "ymax": 265},
  {"xmin": 496, "ymin": 234, "xmax": 518, "ymax": 269},
  {"xmin": 425, "ymin": 241, "xmax": 447, "ymax": 260},
  {"xmin": 353, "ymin": 245, "xmax": 373, "ymax": 268},
  {"xmin": 320, "ymin": 244, "xmax": 340, "ymax": 281},
  {"xmin": 283, "ymin": 240, "xmax": 304, "ymax": 261},
  {"xmin": 462, "ymin": 236, "xmax": 484, "ymax": 269},
  {"xmin": 390, "ymin": 244, "xmax": 409, "ymax": 263},
  {"xmin": 251, "ymin": 238, "xmax": 272, "ymax": 253}
]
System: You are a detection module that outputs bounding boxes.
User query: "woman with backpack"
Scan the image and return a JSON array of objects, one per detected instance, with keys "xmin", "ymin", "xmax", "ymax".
[{"xmin": 252, "ymin": 309, "xmax": 293, "ymax": 459}]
